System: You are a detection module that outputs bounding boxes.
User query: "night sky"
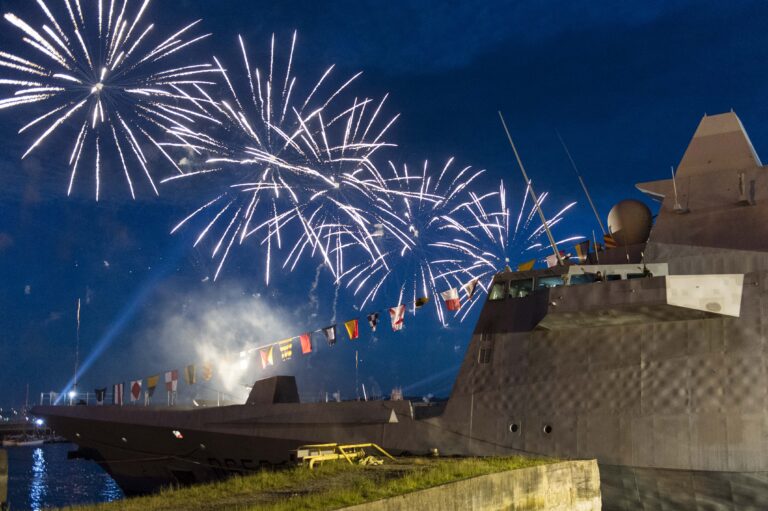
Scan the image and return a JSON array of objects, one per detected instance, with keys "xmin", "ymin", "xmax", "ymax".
[{"xmin": 1, "ymin": 0, "xmax": 768, "ymax": 409}]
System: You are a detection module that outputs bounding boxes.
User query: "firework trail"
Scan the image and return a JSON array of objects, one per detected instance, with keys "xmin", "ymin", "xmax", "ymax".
[
  {"xmin": 280, "ymin": 93, "xmax": 400, "ymax": 286},
  {"xmin": 164, "ymin": 32, "xmax": 399, "ymax": 284},
  {"xmin": 0, "ymin": 0, "xmax": 215, "ymax": 200},
  {"xmin": 343, "ymin": 158, "xmax": 486, "ymax": 325}
]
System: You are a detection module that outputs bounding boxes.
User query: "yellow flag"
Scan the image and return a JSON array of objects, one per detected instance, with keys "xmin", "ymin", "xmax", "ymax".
[
  {"xmin": 344, "ymin": 319, "xmax": 359, "ymax": 340},
  {"xmin": 517, "ymin": 259, "xmax": 535, "ymax": 272},
  {"xmin": 201, "ymin": 363, "xmax": 213, "ymax": 381},
  {"xmin": 278, "ymin": 339, "xmax": 293, "ymax": 361},
  {"xmin": 184, "ymin": 364, "xmax": 196, "ymax": 385},
  {"xmin": 260, "ymin": 346, "xmax": 274, "ymax": 369}
]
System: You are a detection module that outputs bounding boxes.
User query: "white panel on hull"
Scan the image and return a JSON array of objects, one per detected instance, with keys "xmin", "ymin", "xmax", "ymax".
[{"xmin": 665, "ymin": 274, "xmax": 744, "ymax": 317}]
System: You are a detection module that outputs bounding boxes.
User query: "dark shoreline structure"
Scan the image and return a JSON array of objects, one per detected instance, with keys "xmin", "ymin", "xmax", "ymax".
[{"xmin": 34, "ymin": 112, "xmax": 766, "ymax": 510}]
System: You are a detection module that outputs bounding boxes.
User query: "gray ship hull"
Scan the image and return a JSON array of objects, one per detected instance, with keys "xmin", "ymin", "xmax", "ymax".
[
  {"xmin": 441, "ymin": 261, "xmax": 768, "ymax": 510},
  {"xmin": 37, "ymin": 396, "xmax": 519, "ymax": 495}
]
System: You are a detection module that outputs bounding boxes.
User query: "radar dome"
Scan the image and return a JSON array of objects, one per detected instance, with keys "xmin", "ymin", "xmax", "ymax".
[{"xmin": 607, "ymin": 199, "xmax": 652, "ymax": 245}]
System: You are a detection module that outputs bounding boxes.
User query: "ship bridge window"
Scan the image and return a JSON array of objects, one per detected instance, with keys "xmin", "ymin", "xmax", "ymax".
[
  {"xmin": 488, "ymin": 282, "xmax": 507, "ymax": 301},
  {"xmin": 508, "ymin": 279, "xmax": 533, "ymax": 298},
  {"xmin": 536, "ymin": 276, "xmax": 565, "ymax": 290},
  {"xmin": 569, "ymin": 273, "xmax": 597, "ymax": 285},
  {"xmin": 606, "ymin": 274, "xmax": 622, "ymax": 281},
  {"xmin": 627, "ymin": 273, "xmax": 646, "ymax": 279}
]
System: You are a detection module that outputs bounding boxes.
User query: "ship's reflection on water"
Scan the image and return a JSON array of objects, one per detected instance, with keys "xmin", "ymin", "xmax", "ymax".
[{"xmin": 8, "ymin": 443, "xmax": 123, "ymax": 510}]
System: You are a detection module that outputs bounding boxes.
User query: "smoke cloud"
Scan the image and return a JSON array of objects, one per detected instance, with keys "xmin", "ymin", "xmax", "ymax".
[{"xmin": 132, "ymin": 282, "xmax": 297, "ymax": 402}]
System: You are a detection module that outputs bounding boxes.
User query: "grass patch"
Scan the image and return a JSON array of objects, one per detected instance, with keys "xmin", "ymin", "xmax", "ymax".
[{"xmin": 63, "ymin": 456, "xmax": 555, "ymax": 511}]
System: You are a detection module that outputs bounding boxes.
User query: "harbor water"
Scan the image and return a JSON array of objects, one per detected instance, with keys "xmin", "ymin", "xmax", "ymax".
[{"xmin": 7, "ymin": 443, "xmax": 123, "ymax": 510}]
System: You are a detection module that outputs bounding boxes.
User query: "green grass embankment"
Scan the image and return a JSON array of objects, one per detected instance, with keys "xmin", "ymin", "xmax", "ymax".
[{"xmin": 63, "ymin": 456, "xmax": 555, "ymax": 511}]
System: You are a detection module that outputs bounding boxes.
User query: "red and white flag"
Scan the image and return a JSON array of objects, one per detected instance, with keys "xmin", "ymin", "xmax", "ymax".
[
  {"xmin": 165, "ymin": 370, "xmax": 178, "ymax": 392},
  {"xmin": 389, "ymin": 305, "xmax": 405, "ymax": 331},
  {"xmin": 441, "ymin": 288, "xmax": 461, "ymax": 311},
  {"xmin": 130, "ymin": 380, "xmax": 142, "ymax": 403}
]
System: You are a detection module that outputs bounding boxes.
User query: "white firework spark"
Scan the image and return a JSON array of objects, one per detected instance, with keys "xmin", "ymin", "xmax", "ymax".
[
  {"xmin": 0, "ymin": 0, "xmax": 215, "ymax": 200},
  {"xmin": 164, "ymin": 32, "xmax": 399, "ymax": 284}
]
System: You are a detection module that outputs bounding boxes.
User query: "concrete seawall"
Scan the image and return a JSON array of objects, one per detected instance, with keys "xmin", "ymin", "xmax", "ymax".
[
  {"xmin": 0, "ymin": 449, "xmax": 6, "ymax": 509},
  {"xmin": 342, "ymin": 459, "xmax": 601, "ymax": 511}
]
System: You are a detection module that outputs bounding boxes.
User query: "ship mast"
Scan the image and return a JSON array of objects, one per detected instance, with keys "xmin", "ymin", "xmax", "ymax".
[
  {"xmin": 498, "ymin": 112, "xmax": 563, "ymax": 265},
  {"xmin": 73, "ymin": 298, "xmax": 80, "ymax": 397},
  {"xmin": 557, "ymin": 131, "xmax": 607, "ymax": 236}
]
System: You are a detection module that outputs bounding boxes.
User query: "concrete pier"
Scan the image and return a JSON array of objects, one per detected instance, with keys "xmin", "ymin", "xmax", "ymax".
[
  {"xmin": 341, "ymin": 459, "xmax": 601, "ymax": 511},
  {"xmin": 0, "ymin": 449, "xmax": 7, "ymax": 510}
]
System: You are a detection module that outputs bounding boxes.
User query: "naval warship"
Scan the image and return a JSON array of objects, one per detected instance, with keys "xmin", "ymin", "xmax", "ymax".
[{"xmin": 34, "ymin": 112, "xmax": 768, "ymax": 510}]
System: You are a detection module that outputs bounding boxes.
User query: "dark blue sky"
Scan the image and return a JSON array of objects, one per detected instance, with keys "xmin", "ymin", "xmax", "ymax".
[{"xmin": 1, "ymin": 0, "xmax": 767, "ymax": 409}]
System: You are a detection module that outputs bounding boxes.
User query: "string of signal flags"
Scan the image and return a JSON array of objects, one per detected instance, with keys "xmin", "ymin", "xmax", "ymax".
[
  {"xmin": 93, "ymin": 236, "xmax": 608, "ymax": 406},
  {"xmin": 94, "ymin": 277, "xmax": 483, "ymax": 407}
]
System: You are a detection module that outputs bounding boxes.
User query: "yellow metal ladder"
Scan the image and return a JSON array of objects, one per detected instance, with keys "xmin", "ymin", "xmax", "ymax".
[{"xmin": 294, "ymin": 443, "xmax": 395, "ymax": 469}]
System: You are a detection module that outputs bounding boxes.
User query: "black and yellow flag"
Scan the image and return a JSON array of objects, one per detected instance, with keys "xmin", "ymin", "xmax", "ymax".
[
  {"xmin": 146, "ymin": 375, "xmax": 160, "ymax": 398},
  {"xmin": 574, "ymin": 240, "xmax": 590, "ymax": 262}
]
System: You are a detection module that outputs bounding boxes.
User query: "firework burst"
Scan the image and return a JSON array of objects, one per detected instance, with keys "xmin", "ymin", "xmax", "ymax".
[
  {"xmin": 462, "ymin": 179, "xmax": 583, "ymax": 278},
  {"xmin": 164, "ymin": 32, "xmax": 399, "ymax": 284},
  {"xmin": 343, "ymin": 158, "xmax": 486, "ymax": 324},
  {"xmin": 0, "ymin": 0, "xmax": 215, "ymax": 199}
]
